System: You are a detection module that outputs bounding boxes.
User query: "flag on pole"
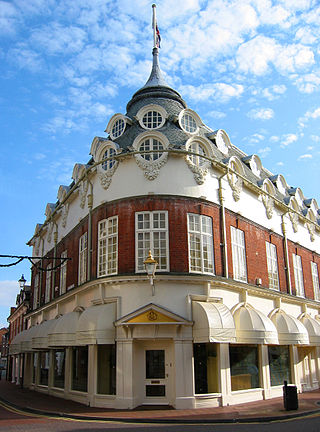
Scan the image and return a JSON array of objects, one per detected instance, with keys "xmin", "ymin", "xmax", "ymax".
[
  {"xmin": 156, "ymin": 24, "xmax": 161, "ymax": 48},
  {"xmin": 152, "ymin": 4, "xmax": 161, "ymax": 49}
]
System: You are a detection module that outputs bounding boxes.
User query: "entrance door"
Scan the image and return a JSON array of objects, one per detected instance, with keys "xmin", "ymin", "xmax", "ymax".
[{"xmin": 143, "ymin": 346, "xmax": 172, "ymax": 405}]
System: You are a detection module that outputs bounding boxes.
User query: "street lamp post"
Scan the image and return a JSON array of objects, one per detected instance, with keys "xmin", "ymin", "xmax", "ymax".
[{"xmin": 144, "ymin": 250, "xmax": 158, "ymax": 296}]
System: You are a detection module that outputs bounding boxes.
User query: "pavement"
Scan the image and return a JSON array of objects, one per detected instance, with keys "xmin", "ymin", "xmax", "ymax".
[{"xmin": 0, "ymin": 380, "xmax": 320, "ymax": 424}]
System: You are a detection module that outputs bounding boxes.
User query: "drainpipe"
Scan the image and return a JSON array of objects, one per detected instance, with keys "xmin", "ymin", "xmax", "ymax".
[
  {"xmin": 218, "ymin": 175, "xmax": 228, "ymax": 278},
  {"xmin": 281, "ymin": 214, "xmax": 292, "ymax": 295},
  {"xmin": 52, "ymin": 224, "xmax": 58, "ymax": 299},
  {"xmin": 86, "ymin": 178, "xmax": 93, "ymax": 282}
]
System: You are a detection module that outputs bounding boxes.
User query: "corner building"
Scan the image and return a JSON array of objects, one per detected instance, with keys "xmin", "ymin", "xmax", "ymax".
[{"xmin": 10, "ymin": 46, "xmax": 320, "ymax": 410}]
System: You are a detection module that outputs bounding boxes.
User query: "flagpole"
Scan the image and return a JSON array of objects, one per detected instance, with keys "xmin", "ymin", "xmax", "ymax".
[{"xmin": 152, "ymin": 4, "xmax": 157, "ymax": 49}]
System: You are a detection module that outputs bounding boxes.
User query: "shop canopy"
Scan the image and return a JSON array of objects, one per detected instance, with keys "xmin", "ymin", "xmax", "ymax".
[
  {"xmin": 76, "ymin": 303, "xmax": 116, "ymax": 345},
  {"xmin": 270, "ymin": 310, "xmax": 309, "ymax": 345},
  {"xmin": 298, "ymin": 314, "xmax": 320, "ymax": 345},
  {"xmin": 192, "ymin": 301, "xmax": 236, "ymax": 343},
  {"xmin": 232, "ymin": 303, "xmax": 279, "ymax": 345}
]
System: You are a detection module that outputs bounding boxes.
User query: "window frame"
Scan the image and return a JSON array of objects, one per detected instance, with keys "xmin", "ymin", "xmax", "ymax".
[
  {"xmin": 33, "ymin": 273, "xmax": 39, "ymax": 309},
  {"xmin": 136, "ymin": 104, "xmax": 167, "ymax": 130},
  {"xmin": 231, "ymin": 226, "xmax": 247, "ymax": 282},
  {"xmin": 265, "ymin": 242, "xmax": 279, "ymax": 290},
  {"xmin": 45, "ymin": 264, "xmax": 52, "ymax": 303},
  {"xmin": 292, "ymin": 253, "xmax": 305, "ymax": 297},
  {"xmin": 135, "ymin": 211, "xmax": 169, "ymax": 273},
  {"xmin": 187, "ymin": 213, "xmax": 215, "ymax": 274},
  {"xmin": 311, "ymin": 261, "xmax": 320, "ymax": 301},
  {"xmin": 60, "ymin": 250, "xmax": 67, "ymax": 295},
  {"xmin": 178, "ymin": 109, "xmax": 201, "ymax": 134},
  {"xmin": 78, "ymin": 232, "xmax": 88, "ymax": 285},
  {"xmin": 97, "ymin": 216, "xmax": 118, "ymax": 278}
]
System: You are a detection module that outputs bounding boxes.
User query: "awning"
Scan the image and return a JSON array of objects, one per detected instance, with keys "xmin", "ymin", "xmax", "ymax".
[
  {"xmin": 270, "ymin": 310, "xmax": 309, "ymax": 345},
  {"xmin": 233, "ymin": 303, "xmax": 279, "ymax": 344},
  {"xmin": 299, "ymin": 314, "xmax": 320, "ymax": 345},
  {"xmin": 32, "ymin": 319, "xmax": 58, "ymax": 349},
  {"xmin": 76, "ymin": 303, "xmax": 115, "ymax": 345},
  {"xmin": 9, "ymin": 331, "xmax": 26, "ymax": 354},
  {"xmin": 48, "ymin": 311, "xmax": 81, "ymax": 347},
  {"xmin": 192, "ymin": 301, "xmax": 236, "ymax": 343}
]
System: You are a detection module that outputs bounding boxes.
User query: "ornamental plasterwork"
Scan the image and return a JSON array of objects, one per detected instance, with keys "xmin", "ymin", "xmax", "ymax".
[
  {"xmin": 47, "ymin": 222, "xmax": 53, "ymax": 244},
  {"xmin": 227, "ymin": 170, "xmax": 242, "ymax": 201},
  {"xmin": 289, "ymin": 211, "xmax": 299, "ymax": 233},
  {"xmin": 262, "ymin": 194, "xmax": 274, "ymax": 219},
  {"xmin": 185, "ymin": 156, "xmax": 208, "ymax": 185},
  {"xmin": 99, "ymin": 160, "xmax": 119, "ymax": 189},
  {"xmin": 61, "ymin": 203, "xmax": 69, "ymax": 228},
  {"xmin": 136, "ymin": 155, "xmax": 168, "ymax": 181},
  {"xmin": 307, "ymin": 222, "xmax": 316, "ymax": 242},
  {"xmin": 79, "ymin": 179, "xmax": 89, "ymax": 209}
]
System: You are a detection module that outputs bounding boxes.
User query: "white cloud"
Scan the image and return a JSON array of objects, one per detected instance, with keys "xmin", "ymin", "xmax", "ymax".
[
  {"xmin": 247, "ymin": 107, "xmax": 274, "ymax": 120},
  {"xmin": 294, "ymin": 73, "xmax": 320, "ymax": 93},
  {"xmin": 0, "ymin": 280, "xmax": 20, "ymax": 308},
  {"xmin": 258, "ymin": 146, "xmax": 271, "ymax": 158},
  {"xmin": 298, "ymin": 153, "xmax": 312, "ymax": 160},
  {"xmin": 8, "ymin": 45, "xmax": 43, "ymax": 72},
  {"xmin": 276, "ymin": 161, "xmax": 284, "ymax": 166},
  {"xmin": 261, "ymin": 84, "xmax": 287, "ymax": 100},
  {"xmin": 206, "ymin": 110, "xmax": 226, "ymax": 119},
  {"xmin": 0, "ymin": 1, "xmax": 19, "ymax": 35},
  {"xmin": 246, "ymin": 133, "xmax": 265, "ymax": 144},
  {"xmin": 181, "ymin": 83, "xmax": 244, "ymax": 103},
  {"xmin": 281, "ymin": 133, "xmax": 298, "ymax": 147}
]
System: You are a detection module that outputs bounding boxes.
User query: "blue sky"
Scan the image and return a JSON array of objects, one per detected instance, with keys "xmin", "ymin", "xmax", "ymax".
[{"xmin": 1, "ymin": 0, "xmax": 320, "ymax": 327}]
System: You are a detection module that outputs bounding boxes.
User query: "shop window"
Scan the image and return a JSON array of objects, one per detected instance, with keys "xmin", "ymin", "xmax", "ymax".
[
  {"xmin": 311, "ymin": 262, "xmax": 320, "ymax": 301},
  {"xmin": 268, "ymin": 345, "xmax": 291, "ymax": 387},
  {"xmin": 266, "ymin": 242, "xmax": 279, "ymax": 290},
  {"xmin": 78, "ymin": 232, "xmax": 87, "ymax": 285},
  {"xmin": 32, "ymin": 352, "xmax": 38, "ymax": 384},
  {"xmin": 193, "ymin": 343, "xmax": 219, "ymax": 394},
  {"xmin": 72, "ymin": 346, "xmax": 88, "ymax": 392},
  {"xmin": 188, "ymin": 214, "xmax": 214, "ymax": 274},
  {"xmin": 60, "ymin": 250, "xmax": 67, "ymax": 294},
  {"xmin": 229, "ymin": 344, "xmax": 259, "ymax": 391},
  {"xmin": 39, "ymin": 351, "xmax": 49, "ymax": 386},
  {"xmin": 135, "ymin": 211, "xmax": 169, "ymax": 272},
  {"xmin": 97, "ymin": 345, "xmax": 116, "ymax": 395},
  {"xmin": 97, "ymin": 216, "xmax": 118, "ymax": 277},
  {"xmin": 53, "ymin": 349, "xmax": 65, "ymax": 389},
  {"xmin": 292, "ymin": 253, "xmax": 304, "ymax": 297},
  {"xmin": 231, "ymin": 227, "xmax": 247, "ymax": 282}
]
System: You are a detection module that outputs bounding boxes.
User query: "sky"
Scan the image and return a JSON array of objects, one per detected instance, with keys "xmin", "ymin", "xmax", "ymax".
[{"xmin": 1, "ymin": 0, "xmax": 320, "ymax": 327}]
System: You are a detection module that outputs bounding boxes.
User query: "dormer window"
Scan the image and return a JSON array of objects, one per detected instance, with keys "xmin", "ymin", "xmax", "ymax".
[
  {"xmin": 105, "ymin": 114, "xmax": 131, "ymax": 140},
  {"xmin": 179, "ymin": 109, "xmax": 201, "ymax": 134},
  {"xmin": 188, "ymin": 141, "xmax": 207, "ymax": 167},
  {"xmin": 139, "ymin": 137, "xmax": 164, "ymax": 161},
  {"xmin": 102, "ymin": 147, "xmax": 117, "ymax": 171},
  {"xmin": 136, "ymin": 104, "xmax": 167, "ymax": 130}
]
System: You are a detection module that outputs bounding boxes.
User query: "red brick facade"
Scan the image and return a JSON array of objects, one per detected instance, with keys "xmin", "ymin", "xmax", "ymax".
[{"xmin": 31, "ymin": 195, "xmax": 320, "ymax": 308}]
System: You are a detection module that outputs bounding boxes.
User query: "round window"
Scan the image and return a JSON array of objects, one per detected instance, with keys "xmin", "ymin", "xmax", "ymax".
[
  {"xmin": 142, "ymin": 110, "xmax": 163, "ymax": 129},
  {"xmin": 110, "ymin": 118, "xmax": 125, "ymax": 139},
  {"xmin": 139, "ymin": 138, "xmax": 164, "ymax": 161},
  {"xmin": 180, "ymin": 113, "xmax": 198, "ymax": 133},
  {"xmin": 101, "ymin": 147, "xmax": 116, "ymax": 170},
  {"xmin": 188, "ymin": 142, "xmax": 207, "ymax": 167}
]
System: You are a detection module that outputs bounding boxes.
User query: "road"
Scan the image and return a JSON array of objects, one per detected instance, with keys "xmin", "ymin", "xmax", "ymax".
[{"xmin": 1, "ymin": 401, "xmax": 320, "ymax": 432}]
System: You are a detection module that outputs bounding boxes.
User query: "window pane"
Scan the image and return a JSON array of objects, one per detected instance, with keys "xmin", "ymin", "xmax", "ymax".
[
  {"xmin": 229, "ymin": 345, "xmax": 259, "ymax": 391},
  {"xmin": 97, "ymin": 345, "xmax": 116, "ymax": 395},
  {"xmin": 146, "ymin": 350, "xmax": 165, "ymax": 379},
  {"xmin": 72, "ymin": 346, "xmax": 88, "ymax": 392},
  {"xmin": 188, "ymin": 214, "xmax": 214, "ymax": 274},
  {"xmin": 268, "ymin": 345, "xmax": 291, "ymax": 386},
  {"xmin": 194, "ymin": 343, "xmax": 219, "ymax": 394},
  {"xmin": 53, "ymin": 349, "xmax": 65, "ymax": 389},
  {"xmin": 39, "ymin": 351, "xmax": 49, "ymax": 386},
  {"xmin": 231, "ymin": 227, "xmax": 247, "ymax": 282}
]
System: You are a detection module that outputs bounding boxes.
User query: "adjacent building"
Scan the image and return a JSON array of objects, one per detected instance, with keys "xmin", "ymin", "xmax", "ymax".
[{"xmin": 9, "ymin": 38, "xmax": 320, "ymax": 409}]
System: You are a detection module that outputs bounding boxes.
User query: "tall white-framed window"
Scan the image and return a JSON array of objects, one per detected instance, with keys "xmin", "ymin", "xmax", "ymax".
[
  {"xmin": 78, "ymin": 233, "xmax": 87, "ymax": 285},
  {"xmin": 60, "ymin": 250, "xmax": 67, "ymax": 294},
  {"xmin": 231, "ymin": 226, "xmax": 247, "ymax": 282},
  {"xmin": 188, "ymin": 214, "xmax": 214, "ymax": 274},
  {"xmin": 135, "ymin": 211, "xmax": 169, "ymax": 272},
  {"xmin": 98, "ymin": 216, "xmax": 118, "ymax": 277},
  {"xmin": 45, "ymin": 265, "xmax": 52, "ymax": 303},
  {"xmin": 266, "ymin": 242, "xmax": 279, "ymax": 290},
  {"xmin": 33, "ymin": 273, "xmax": 39, "ymax": 309},
  {"xmin": 311, "ymin": 262, "xmax": 320, "ymax": 301},
  {"xmin": 292, "ymin": 253, "xmax": 304, "ymax": 297}
]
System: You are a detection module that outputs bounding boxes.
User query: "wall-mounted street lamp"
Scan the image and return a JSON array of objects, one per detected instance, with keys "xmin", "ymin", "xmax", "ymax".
[
  {"xmin": 18, "ymin": 274, "xmax": 26, "ymax": 289},
  {"xmin": 144, "ymin": 250, "xmax": 158, "ymax": 296}
]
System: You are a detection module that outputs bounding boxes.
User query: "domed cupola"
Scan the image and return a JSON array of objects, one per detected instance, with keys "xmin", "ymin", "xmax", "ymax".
[{"xmin": 126, "ymin": 47, "xmax": 187, "ymax": 116}]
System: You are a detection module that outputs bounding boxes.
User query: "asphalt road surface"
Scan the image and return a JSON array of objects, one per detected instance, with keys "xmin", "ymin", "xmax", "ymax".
[{"xmin": 1, "ymin": 401, "xmax": 320, "ymax": 432}]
